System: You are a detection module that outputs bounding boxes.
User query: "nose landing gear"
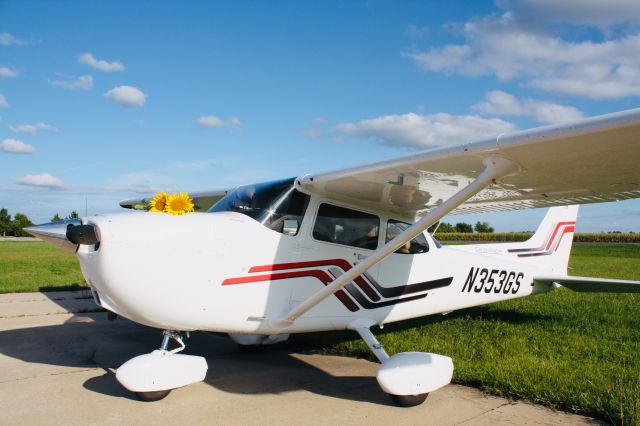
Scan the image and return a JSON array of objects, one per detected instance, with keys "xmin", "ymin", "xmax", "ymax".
[{"xmin": 116, "ymin": 330, "xmax": 208, "ymax": 402}]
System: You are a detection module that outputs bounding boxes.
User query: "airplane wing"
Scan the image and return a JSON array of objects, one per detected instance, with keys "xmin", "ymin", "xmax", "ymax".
[
  {"xmin": 120, "ymin": 189, "xmax": 230, "ymax": 212},
  {"xmin": 268, "ymin": 108, "xmax": 640, "ymax": 327},
  {"xmin": 295, "ymin": 108, "xmax": 640, "ymax": 219},
  {"xmin": 533, "ymin": 275, "xmax": 640, "ymax": 293},
  {"xmin": 119, "ymin": 109, "xmax": 640, "ymax": 218}
]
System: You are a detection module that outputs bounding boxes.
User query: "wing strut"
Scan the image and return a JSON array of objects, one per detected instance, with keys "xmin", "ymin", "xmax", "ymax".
[{"xmin": 269, "ymin": 157, "xmax": 516, "ymax": 328}]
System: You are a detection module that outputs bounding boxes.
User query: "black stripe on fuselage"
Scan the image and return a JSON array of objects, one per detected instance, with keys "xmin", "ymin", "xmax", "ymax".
[
  {"xmin": 327, "ymin": 267, "xmax": 453, "ymax": 309},
  {"xmin": 363, "ymin": 272, "xmax": 453, "ymax": 298},
  {"xmin": 344, "ymin": 283, "xmax": 427, "ymax": 308}
]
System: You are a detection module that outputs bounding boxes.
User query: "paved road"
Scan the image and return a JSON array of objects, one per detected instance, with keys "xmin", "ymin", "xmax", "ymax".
[{"xmin": 0, "ymin": 292, "xmax": 603, "ymax": 425}]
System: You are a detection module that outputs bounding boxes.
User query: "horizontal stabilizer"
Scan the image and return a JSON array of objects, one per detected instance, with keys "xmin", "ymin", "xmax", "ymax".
[{"xmin": 534, "ymin": 275, "xmax": 640, "ymax": 293}]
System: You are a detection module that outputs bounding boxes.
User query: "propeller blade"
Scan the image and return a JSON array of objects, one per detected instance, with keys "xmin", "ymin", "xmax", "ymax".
[{"xmin": 24, "ymin": 219, "xmax": 82, "ymax": 253}]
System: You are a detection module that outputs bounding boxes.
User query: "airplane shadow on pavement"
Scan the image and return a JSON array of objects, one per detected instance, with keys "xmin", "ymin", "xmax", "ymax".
[
  {"xmin": 1, "ymin": 291, "xmax": 558, "ymax": 407},
  {"xmin": 0, "ymin": 313, "xmax": 387, "ymax": 405}
]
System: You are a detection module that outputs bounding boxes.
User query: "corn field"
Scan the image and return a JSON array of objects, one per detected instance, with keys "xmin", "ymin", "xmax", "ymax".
[{"xmin": 435, "ymin": 233, "xmax": 640, "ymax": 243}]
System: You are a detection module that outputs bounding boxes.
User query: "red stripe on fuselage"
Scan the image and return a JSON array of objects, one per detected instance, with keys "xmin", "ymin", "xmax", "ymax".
[
  {"xmin": 545, "ymin": 221, "xmax": 576, "ymax": 251},
  {"xmin": 550, "ymin": 225, "xmax": 575, "ymax": 251},
  {"xmin": 248, "ymin": 259, "xmax": 381, "ymax": 301},
  {"xmin": 249, "ymin": 259, "xmax": 354, "ymax": 273},
  {"xmin": 222, "ymin": 269, "xmax": 359, "ymax": 312}
]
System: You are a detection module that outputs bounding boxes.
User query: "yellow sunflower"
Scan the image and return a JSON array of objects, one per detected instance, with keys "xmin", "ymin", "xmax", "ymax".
[
  {"xmin": 165, "ymin": 192, "xmax": 195, "ymax": 215},
  {"xmin": 148, "ymin": 192, "xmax": 169, "ymax": 213}
]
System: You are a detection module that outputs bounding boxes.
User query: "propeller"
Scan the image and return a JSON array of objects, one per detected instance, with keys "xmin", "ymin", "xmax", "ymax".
[
  {"xmin": 24, "ymin": 219, "xmax": 100, "ymax": 253},
  {"xmin": 66, "ymin": 224, "xmax": 100, "ymax": 245}
]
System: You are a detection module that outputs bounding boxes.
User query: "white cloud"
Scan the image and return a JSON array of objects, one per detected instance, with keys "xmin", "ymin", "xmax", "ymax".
[
  {"xmin": 473, "ymin": 91, "xmax": 584, "ymax": 124},
  {"xmin": 109, "ymin": 171, "xmax": 171, "ymax": 194},
  {"xmin": 0, "ymin": 94, "xmax": 7, "ymax": 108},
  {"xmin": 50, "ymin": 75, "xmax": 94, "ymax": 91},
  {"xmin": 197, "ymin": 116, "xmax": 225, "ymax": 127},
  {"xmin": 78, "ymin": 53, "xmax": 125, "ymax": 72},
  {"xmin": 0, "ymin": 32, "xmax": 26, "ymax": 46},
  {"xmin": 16, "ymin": 173, "xmax": 64, "ymax": 189},
  {"xmin": 104, "ymin": 85, "xmax": 146, "ymax": 108},
  {"xmin": 0, "ymin": 67, "xmax": 18, "ymax": 78},
  {"xmin": 334, "ymin": 112, "xmax": 516, "ymax": 149},
  {"xmin": 506, "ymin": 0, "xmax": 640, "ymax": 29},
  {"xmin": 408, "ymin": 2, "xmax": 640, "ymax": 99},
  {"xmin": 302, "ymin": 128, "xmax": 323, "ymax": 138},
  {"xmin": 0, "ymin": 138, "xmax": 35, "ymax": 154},
  {"xmin": 10, "ymin": 122, "xmax": 59, "ymax": 135},
  {"xmin": 197, "ymin": 115, "xmax": 241, "ymax": 128},
  {"xmin": 406, "ymin": 24, "xmax": 430, "ymax": 38}
]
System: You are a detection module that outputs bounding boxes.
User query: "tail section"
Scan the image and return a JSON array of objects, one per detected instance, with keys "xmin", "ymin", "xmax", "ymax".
[{"xmin": 507, "ymin": 205, "xmax": 578, "ymax": 273}]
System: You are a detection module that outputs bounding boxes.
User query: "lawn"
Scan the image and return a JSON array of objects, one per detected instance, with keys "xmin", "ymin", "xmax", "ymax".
[
  {"xmin": 0, "ymin": 241, "xmax": 86, "ymax": 293},
  {"xmin": 291, "ymin": 244, "xmax": 640, "ymax": 425},
  {"xmin": 1, "ymin": 241, "xmax": 639, "ymax": 423}
]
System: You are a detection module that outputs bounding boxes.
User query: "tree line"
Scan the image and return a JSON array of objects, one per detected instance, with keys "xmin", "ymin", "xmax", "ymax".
[
  {"xmin": 0, "ymin": 208, "xmax": 81, "ymax": 237},
  {"xmin": 0, "ymin": 208, "xmax": 34, "ymax": 237},
  {"xmin": 429, "ymin": 221, "xmax": 494, "ymax": 234},
  {"xmin": 2, "ymin": 206, "xmax": 495, "ymax": 238}
]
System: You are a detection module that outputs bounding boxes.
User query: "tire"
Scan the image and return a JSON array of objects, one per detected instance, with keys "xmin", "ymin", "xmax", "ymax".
[
  {"xmin": 237, "ymin": 344, "xmax": 266, "ymax": 353},
  {"xmin": 389, "ymin": 393, "xmax": 429, "ymax": 407},
  {"xmin": 135, "ymin": 389, "xmax": 171, "ymax": 402}
]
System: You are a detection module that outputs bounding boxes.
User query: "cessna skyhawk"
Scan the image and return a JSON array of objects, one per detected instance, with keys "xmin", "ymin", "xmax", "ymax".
[{"xmin": 27, "ymin": 108, "xmax": 640, "ymax": 405}]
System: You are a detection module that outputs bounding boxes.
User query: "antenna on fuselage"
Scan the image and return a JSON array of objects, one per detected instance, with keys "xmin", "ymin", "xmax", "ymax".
[{"xmin": 430, "ymin": 220, "xmax": 441, "ymax": 236}]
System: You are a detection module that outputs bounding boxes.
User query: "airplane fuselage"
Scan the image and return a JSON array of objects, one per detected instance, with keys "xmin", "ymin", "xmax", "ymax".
[{"xmin": 79, "ymin": 206, "xmax": 551, "ymax": 335}]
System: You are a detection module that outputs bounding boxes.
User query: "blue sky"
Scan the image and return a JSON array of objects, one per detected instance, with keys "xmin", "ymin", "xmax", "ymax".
[{"xmin": 1, "ymin": 0, "xmax": 639, "ymax": 231}]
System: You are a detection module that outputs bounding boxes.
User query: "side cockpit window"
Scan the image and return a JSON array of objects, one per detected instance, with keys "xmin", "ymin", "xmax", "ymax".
[
  {"xmin": 386, "ymin": 219, "xmax": 429, "ymax": 254},
  {"xmin": 313, "ymin": 203, "xmax": 379, "ymax": 250},
  {"xmin": 264, "ymin": 188, "xmax": 309, "ymax": 236}
]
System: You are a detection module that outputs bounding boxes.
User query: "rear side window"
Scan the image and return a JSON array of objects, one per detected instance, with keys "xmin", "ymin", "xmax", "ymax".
[
  {"xmin": 386, "ymin": 220, "xmax": 429, "ymax": 254},
  {"xmin": 313, "ymin": 203, "xmax": 379, "ymax": 250}
]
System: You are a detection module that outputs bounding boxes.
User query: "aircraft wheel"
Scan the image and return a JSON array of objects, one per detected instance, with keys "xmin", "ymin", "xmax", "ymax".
[
  {"xmin": 135, "ymin": 389, "xmax": 171, "ymax": 402},
  {"xmin": 237, "ymin": 344, "xmax": 266, "ymax": 353},
  {"xmin": 389, "ymin": 393, "xmax": 429, "ymax": 407}
]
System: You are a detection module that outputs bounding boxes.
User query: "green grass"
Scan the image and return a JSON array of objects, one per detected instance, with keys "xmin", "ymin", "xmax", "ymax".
[
  {"xmin": 0, "ymin": 241, "xmax": 86, "ymax": 293},
  {"xmin": 2, "ymin": 241, "xmax": 639, "ymax": 423},
  {"xmin": 291, "ymin": 244, "xmax": 640, "ymax": 425}
]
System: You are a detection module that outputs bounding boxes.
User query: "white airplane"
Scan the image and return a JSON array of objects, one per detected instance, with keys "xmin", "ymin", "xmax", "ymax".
[{"xmin": 26, "ymin": 108, "xmax": 640, "ymax": 405}]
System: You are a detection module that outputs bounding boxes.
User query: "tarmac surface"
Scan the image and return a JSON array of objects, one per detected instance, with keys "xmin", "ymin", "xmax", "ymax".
[{"xmin": 0, "ymin": 291, "xmax": 604, "ymax": 425}]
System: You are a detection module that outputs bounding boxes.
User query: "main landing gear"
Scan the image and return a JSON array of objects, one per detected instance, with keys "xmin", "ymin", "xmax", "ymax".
[
  {"xmin": 350, "ymin": 320, "xmax": 454, "ymax": 407},
  {"xmin": 116, "ymin": 330, "xmax": 208, "ymax": 402}
]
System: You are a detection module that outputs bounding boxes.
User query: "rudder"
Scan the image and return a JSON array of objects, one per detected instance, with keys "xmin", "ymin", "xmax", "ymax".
[{"xmin": 507, "ymin": 205, "xmax": 578, "ymax": 273}]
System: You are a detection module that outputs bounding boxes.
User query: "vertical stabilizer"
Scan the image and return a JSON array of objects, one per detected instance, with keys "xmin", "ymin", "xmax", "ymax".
[{"xmin": 507, "ymin": 205, "xmax": 579, "ymax": 273}]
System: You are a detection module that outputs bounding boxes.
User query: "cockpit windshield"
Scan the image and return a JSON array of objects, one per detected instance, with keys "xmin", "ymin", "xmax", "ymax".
[{"xmin": 208, "ymin": 178, "xmax": 309, "ymax": 235}]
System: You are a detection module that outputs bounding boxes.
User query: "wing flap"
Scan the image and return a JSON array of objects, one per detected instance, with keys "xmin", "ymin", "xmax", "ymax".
[
  {"xmin": 297, "ymin": 108, "xmax": 640, "ymax": 218},
  {"xmin": 534, "ymin": 275, "xmax": 640, "ymax": 293}
]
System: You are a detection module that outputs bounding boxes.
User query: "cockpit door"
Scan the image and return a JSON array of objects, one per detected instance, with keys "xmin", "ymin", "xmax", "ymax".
[{"xmin": 290, "ymin": 201, "xmax": 382, "ymax": 314}]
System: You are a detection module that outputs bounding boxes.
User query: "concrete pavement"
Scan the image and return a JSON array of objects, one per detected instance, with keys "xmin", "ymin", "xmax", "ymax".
[
  {"xmin": 0, "ymin": 292, "xmax": 603, "ymax": 425},
  {"xmin": 0, "ymin": 290, "xmax": 99, "ymax": 318}
]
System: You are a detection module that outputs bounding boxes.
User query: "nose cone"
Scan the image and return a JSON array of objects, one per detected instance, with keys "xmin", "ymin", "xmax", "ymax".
[{"xmin": 24, "ymin": 219, "xmax": 82, "ymax": 253}]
